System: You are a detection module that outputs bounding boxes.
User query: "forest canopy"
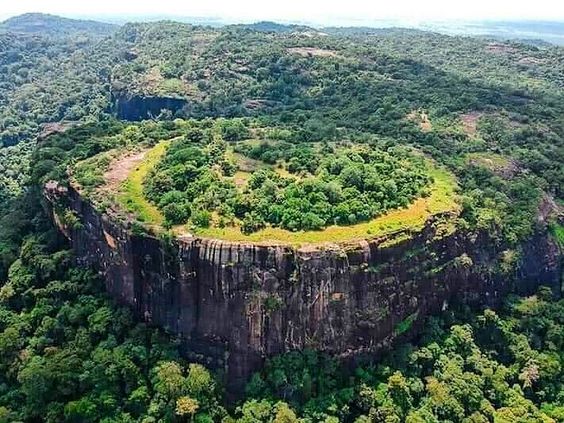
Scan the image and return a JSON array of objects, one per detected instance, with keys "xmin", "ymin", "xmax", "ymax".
[
  {"xmin": 0, "ymin": 13, "xmax": 562, "ymax": 423},
  {"xmin": 141, "ymin": 120, "xmax": 432, "ymax": 232}
]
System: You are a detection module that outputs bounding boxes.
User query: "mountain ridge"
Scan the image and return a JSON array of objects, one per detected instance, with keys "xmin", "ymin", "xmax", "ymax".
[{"xmin": 0, "ymin": 12, "xmax": 118, "ymax": 37}]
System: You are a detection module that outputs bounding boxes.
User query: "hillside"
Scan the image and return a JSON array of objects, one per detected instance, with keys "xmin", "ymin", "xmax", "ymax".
[
  {"xmin": 0, "ymin": 13, "xmax": 117, "ymax": 37},
  {"xmin": 40, "ymin": 116, "xmax": 560, "ymax": 407},
  {"xmin": 232, "ymin": 21, "xmax": 318, "ymax": 33},
  {"xmin": 0, "ymin": 14, "xmax": 562, "ymax": 423}
]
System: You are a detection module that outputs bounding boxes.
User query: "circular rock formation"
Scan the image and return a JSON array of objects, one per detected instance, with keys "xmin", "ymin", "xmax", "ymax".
[
  {"xmin": 48, "ymin": 119, "xmax": 560, "ymax": 392},
  {"xmin": 72, "ymin": 119, "xmax": 459, "ymax": 246}
]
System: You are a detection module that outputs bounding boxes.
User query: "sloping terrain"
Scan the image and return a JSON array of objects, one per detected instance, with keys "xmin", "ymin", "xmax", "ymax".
[{"xmin": 0, "ymin": 13, "xmax": 117, "ymax": 37}]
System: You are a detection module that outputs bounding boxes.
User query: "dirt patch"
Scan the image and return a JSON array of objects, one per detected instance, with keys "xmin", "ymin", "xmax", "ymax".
[
  {"xmin": 485, "ymin": 42, "xmax": 517, "ymax": 54},
  {"xmin": 407, "ymin": 110, "xmax": 432, "ymax": 133},
  {"xmin": 233, "ymin": 171, "xmax": 250, "ymax": 187},
  {"xmin": 232, "ymin": 152, "xmax": 264, "ymax": 173},
  {"xmin": 141, "ymin": 67, "xmax": 164, "ymax": 93},
  {"xmin": 460, "ymin": 111, "xmax": 484, "ymax": 136},
  {"xmin": 244, "ymin": 98, "xmax": 275, "ymax": 110},
  {"xmin": 100, "ymin": 150, "xmax": 148, "ymax": 193},
  {"xmin": 537, "ymin": 194, "xmax": 563, "ymax": 223},
  {"xmin": 38, "ymin": 121, "xmax": 78, "ymax": 141},
  {"xmin": 138, "ymin": 67, "xmax": 194, "ymax": 97},
  {"xmin": 419, "ymin": 112, "xmax": 432, "ymax": 132},
  {"xmin": 288, "ymin": 47, "xmax": 340, "ymax": 58},
  {"xmin": 467, "ymin": 153, "xmax": 520, "ymax": 178},
  {"xmin": 517, "ymin": 57, "xmax": 545, "ymax": 66},
  {"xmin": 103, "ymin": 230, "xmax": 117, "ymax": 249}
]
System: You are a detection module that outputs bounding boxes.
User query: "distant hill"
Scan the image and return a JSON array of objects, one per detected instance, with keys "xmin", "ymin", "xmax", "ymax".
[
  {"xmin": 322, "ymin": 26, "xmax": 427, "ymax": 37},
  {"xmin": 232, "ymin": 21, "xmax": 317, "ymax": 33},
  {"xmin": 418, "ymin": 20, "xmax": 564, "ymax": 46},
  {"xmin": 0, "ymin": 13, "xmax": 117, "ymax": 37}
]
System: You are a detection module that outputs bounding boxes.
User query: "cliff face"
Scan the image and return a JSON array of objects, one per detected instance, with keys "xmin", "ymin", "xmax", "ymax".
[
  {"xmin": 44, "ymin": 183, "xmax": 562, "ymax": 390},
  {"xmin": 112, "ymin": 93, "xmax": 188, "ymax": 120}
]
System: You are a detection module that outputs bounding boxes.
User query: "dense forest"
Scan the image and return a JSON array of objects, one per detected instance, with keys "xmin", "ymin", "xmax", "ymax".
[
  {"xmin": 140, "ymin": 119, "xmax": 432, "ymax": 232},
  {"xmin": 0, "ymin": 222, "xmax": 562, "ymax": 422},
  {"xmin": 0, "ymin": 13, "xmax": 562, "ymax": 423}
]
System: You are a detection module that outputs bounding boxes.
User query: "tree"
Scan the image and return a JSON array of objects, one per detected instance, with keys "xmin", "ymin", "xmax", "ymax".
[{"xmin": 176, "ymin": 396, "xmax": 199, "ymax": 421}]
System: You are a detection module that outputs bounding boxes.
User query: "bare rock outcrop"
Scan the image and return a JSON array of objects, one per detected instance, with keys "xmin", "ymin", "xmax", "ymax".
[{"xmin": 44, "ymin": 182, "xmax": 562, "ymax": 392}]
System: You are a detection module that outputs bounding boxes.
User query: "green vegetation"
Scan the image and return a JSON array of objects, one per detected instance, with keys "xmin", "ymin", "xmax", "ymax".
[
  {"xmin": 64, "ymin": 119, "xmax": 457, "ymax": 244},
  {"xmin": 0, "ymin": 219, "xmax": 562, "ymax": 422},
  {"xmin": 0, "ymin": 13, "xmax": 117, "ymax": 37},
  {"xmin": 0, "ymin": 233, "xmax": 225, "ymax": 423},
  {"xmin": 394, "ymin": 311, "xmax": 419, "ymax": 335},
  {"xmin": 1, "ymin": 17, "xmax": 561, "ymax": 245},
  {"xmin": 239, "ymin": 288, "xmax": 564, "ymax": 422},
  {"xmin": 118, "ymin": 140, "xmax": 172, "ymax": 225},
  {"xmin": 0, "ymin": 13, "xmax": 562, "ymax": 423},
  {"xmin": 50, "ymin": 112, "xmax": 542, "ymax": 247},
  {"xmin": 143, "ymin": 120, "xmax": 434, "ymax": 234},
  {"xmin": 549, "ymin": 222, "xmax": 564, "ymax": 248},
  {"xmin": 71, "ymin": 151, "xmax": 114, "ymax": 194},
  {"xmin": 196, "ymin": 165, "xmax": 457, "ymax": 244},
  {"xmin": 0, "ymin": 25, "xmax": 113, "ymax": 201},
  {"xmin": 0, "ymin": 142, "xmax": 31, "ymax": 203},
  {"xmin": 105, "ymin": 21, "xmax": 563, "ymax": 210}
]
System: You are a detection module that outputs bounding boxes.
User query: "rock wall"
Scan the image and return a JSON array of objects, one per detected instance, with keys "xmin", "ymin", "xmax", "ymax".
[
  {"xmin": 44, "ymin": 183, "xmax": 562, "ymax": 391},
  {"xmin": 112, "ymin": 92, "xmax": 188, "ymax": 121}
]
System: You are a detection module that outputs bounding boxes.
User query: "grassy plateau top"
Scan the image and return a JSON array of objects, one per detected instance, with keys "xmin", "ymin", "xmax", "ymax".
[{"xmin": 71, "ymin": 119, "xmax": 459, "ymax": 246}]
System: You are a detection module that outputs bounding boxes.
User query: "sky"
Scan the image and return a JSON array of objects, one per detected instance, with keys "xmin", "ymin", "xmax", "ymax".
[{"xmin": 1, "ymin": 0, "xmax": 564, "ymax": 25}]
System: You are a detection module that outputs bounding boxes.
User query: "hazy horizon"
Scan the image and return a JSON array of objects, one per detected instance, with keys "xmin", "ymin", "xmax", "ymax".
[{"xmin": 2, "ymin": 0, "xmax": 564, "ymax": 27}]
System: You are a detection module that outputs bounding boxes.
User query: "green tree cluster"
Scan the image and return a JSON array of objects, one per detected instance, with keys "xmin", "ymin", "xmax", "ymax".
[
  {"xmin": 0, "ymin": 234, "xmax": 225, "ymax": 423},
  {"xmin": 238, "ymin": 289, "xmax": 564, "ymax": 422},
  {"xmin": 144, "ymin": 121, "xmax": 431, "ymax": 232}
]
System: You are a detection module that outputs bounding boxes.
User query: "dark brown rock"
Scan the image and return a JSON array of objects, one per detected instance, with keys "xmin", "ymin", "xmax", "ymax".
[
  {"xmin": 112, "ymin": 92, "xmax": 188, "ymax": 120},
  {"xmin": 44, "ymin": 182, "xmax": 563, "ymax": 393}
]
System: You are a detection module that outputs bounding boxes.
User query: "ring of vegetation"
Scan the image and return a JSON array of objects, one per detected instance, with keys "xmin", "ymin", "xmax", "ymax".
[
  {"xmin": 139, "ymin": 121, "xmax": 452, "ymax": 235},
  {"xmin": 71, "ymin": 119, "xmax": 459, "ymax": 245},
  {"xmin": 142, "ymin": 122, "xmax": 433, "ymax": 233}
]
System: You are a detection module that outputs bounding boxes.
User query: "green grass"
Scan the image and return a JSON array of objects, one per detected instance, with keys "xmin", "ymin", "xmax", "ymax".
[
  {"xmin": 71, "ymin": 151, "xmax": 114, "ymax": 194},
  {"xmin": 117, "ymin": 141, "xmax": 170, "ymax": 226},
  {"xmin": 110, "ymin": 140, "xmax": 459, "ymax": 246},
  {"xmin": 549, "ymin": 222, "xmax": 564, "ymax": 248},
  {"xmin": 159, "ymin": 78, "xmax": 186, "ymax": 94},
  {"xmin": 193, "ymin": 164, "xmax": 459, "ymax": 246},
  {"xmin": 466, "ymin": 152, "xmax": 512, "ymax": 171},
  {"xmin": 394, "ymin": 311, "xmax": 419, "ymax": 336}
]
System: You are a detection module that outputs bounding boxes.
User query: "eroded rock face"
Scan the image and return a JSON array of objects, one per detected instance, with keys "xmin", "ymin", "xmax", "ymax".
[
  {"xmin": 44, "ymin": 183, "xmax": 562, "ymax": 391},
  {"xmin": 112, "ymin": 93, "xmax": 188, "ymax": 120}
]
